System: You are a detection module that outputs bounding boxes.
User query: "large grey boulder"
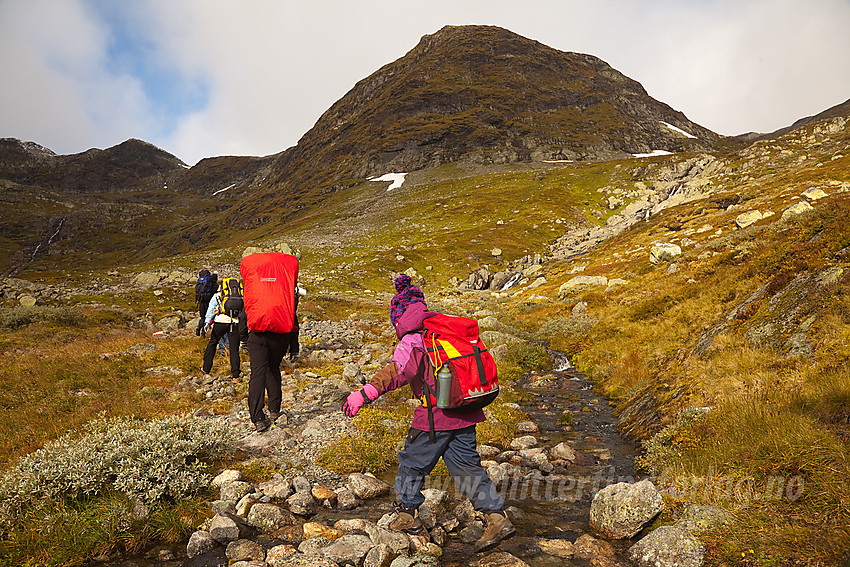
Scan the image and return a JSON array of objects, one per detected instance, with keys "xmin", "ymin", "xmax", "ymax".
[
  {"xmin": 286, "ymin": 492, "xmax": 317, "ymax": 516},
  {"xmin": 628, "ymin": 525, "xmax": 704, "ymax": 567},
  {"xmin": 589, "ymin": 479, "xmax": 664, "ymax": 539},
  {"xmin": 558, "ymin": 275, "xmax": 608, "ymax": 298},
  {"xmin": 220, "ymin": 481, "xmax": 255, "ymax": 503}
]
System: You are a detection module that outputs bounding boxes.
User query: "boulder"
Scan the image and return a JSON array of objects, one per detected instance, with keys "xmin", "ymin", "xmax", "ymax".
[
  {"xmin": 364, "ymin": 543, "xmax": 397, "ymax": 567},
  {"xmin": 211, "ymin": 469, "xmax": 242, "ymax": 488},
  {"xmin": 286, "ymin": 492, "xmax": 317, "ymax": 516},
  {"xmin": 220, "ymin": 481, "xmax": 255, "ymax": 503},
  {"xmin": 468, "ymin": 269, "xmax": 492, "ymax": 290},
  {"xmin": 551, "ymin": 442, "xmax": 576, "ymax": 462},
  {"xmin": 509, "ymin": 435, "xmax": 538, "ymax": 450},
  {"xmin": 335, "ymin": 486, "xmax": 360, "ymax": 510},
  {"xmin": 735, "ymin": 210, "xmax": 763, "ymax": 229},
  {"xmin": 209, "ymin": 514, "xmax": 240, "ymax": 543},
  {"xmin": 260, "ymin": 475, "xmax": 293, "ymax": 499},
  {"xmin": 319, "ymin": 533, "xmax": 374, "ymax": 565},
  {"xmin": 801, "ymin": 188, "xmax": 828, "ymax": 201},
  {"xmin": 186, "ymin": 530, "xmax": 215, "ymax": 558},
  {"xmin": 265, "ymin": 544, "xmax": 297, "ymax": 566},
  {"xmin": 348, "ymin": 472, "xmax": 392, "ymax": 499},
  {"xmin": 303, "ymin": 522, "xmax": 345, "ymax": 541},
  {"xmin": 781, "ymin": 201, "xmax": 814, "ymax": 221},
  {"xmin": 628, "ymin": 525, "xmax": 704, "ymax": 567},
  {"xmin": 247, "ymin": 503, "xmax": 295, "ymax": 531},
  {"xmin": 225, "ymin": 539, "xmax": 265, "ymax": 562},
  {"xmin": 558, "ymin": 275, "xmax": 609, "ymax": 297},
  {"xmin": 389, "ymin": 556, "xmax": 440, "ymax": 567},
  {"xmin": 649, "ymin": 243, "xmax": 681, "ymax": 264},
  {"xmin": 589, "ymin": 479, "xmax": 664, "ymax": 539}
]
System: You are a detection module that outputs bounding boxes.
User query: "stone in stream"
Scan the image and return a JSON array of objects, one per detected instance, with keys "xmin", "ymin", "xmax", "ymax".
[
  {"xmin": 225, "ymin": 539, "xmax": 265, "ymax": 562},
  {"xmin": 348, "ymin": 472, "xmax": 392, "ymax": 499},
  {"xmin": 510, "ymin": 435, "xmax": 538, "ymax": 450},
  {"xmin": 628, "ymin": 525, "xmax": 704, "ymax": 567},
  {"xmin": 589, "ymin": 479, "xmax": 664, "ymax": 538},
  {"xmin": 319, "ymin": 533, "xmax": 373, "ymax": 565},
  {"xmin": 209, "ymin": 513, "xmax": 240, "ymax": 543},
  {"xmin": 286, "ymin": 492, "xmax": 318, "ymax": 516},
  {"xmin": 477, "ymin": 551, "xmax": 532, "ymax": 567},
  {"xmin": 186, "ymin": 530, "xmax": 215, "ymax": 558}
]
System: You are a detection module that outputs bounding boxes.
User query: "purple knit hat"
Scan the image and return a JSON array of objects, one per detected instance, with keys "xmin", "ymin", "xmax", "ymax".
[{"xmin": 390, "ymin": 275, "xmax": 426, "ymax": 325}]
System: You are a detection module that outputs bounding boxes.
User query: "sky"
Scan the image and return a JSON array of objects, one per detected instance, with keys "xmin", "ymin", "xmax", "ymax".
[{"xmin": 1, "ymin": 0, "xmax": 849, "ymax": 166}]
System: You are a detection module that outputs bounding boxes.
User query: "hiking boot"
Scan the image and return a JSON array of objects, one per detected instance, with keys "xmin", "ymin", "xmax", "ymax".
[
  {"xmin": 269, "ymin": 410, "xmax": 282, "ymax": 422},
  {"xmin": 474, "ymin": 511, "xmax": 515, "ymax": 552},
  {"xmin": 388, "ymin": 505, "xmax": 424, "ymax": 535},
  {"xmin": 253, "ymin": 418, "xmax": 271, "ymax": 433}
]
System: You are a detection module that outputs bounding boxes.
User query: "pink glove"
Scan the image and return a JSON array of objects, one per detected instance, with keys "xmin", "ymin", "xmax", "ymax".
[{"xmin": 342, "ymin": 384, "xmax": 379, "ymax": 417}]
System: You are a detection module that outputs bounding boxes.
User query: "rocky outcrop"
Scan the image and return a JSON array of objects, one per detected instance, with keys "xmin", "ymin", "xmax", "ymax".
[{"xmin": 589, "ymin": 479, "xmax": 664, "ymax": 538}]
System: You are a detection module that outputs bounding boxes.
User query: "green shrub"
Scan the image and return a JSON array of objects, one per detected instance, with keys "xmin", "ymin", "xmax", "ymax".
[{"xmin": 0, "ymin": 306, "xmax": 84, "ymax": 330}]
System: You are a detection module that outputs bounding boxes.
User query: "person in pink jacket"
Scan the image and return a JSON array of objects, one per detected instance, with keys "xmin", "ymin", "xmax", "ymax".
[{"xmin": 343, "ymin": 275, "xmax": 515, "ymax": 552}]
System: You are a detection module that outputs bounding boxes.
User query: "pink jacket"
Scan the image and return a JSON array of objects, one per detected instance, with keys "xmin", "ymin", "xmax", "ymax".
[{"xmin": 368, "ymin": 302, "xmax": 485, "ymax": 431}]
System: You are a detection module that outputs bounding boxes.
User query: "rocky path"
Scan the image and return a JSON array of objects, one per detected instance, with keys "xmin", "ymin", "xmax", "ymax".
[{"xmin": 103, "ymin": 333, "xmax": 653, "ymax": 567}]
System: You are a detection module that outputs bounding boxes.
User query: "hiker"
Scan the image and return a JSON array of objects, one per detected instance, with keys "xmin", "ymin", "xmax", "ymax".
[
  {"xmin": 241, "ymin": 252, "xmax": 300, "ymax": 433},
  {"xmin": 201, "ymin": 277, "xmax": 246, "ymax": 380},
  {"xmin": 342, "ymin": 274, "xmax": 515, "ymax": 552},
  {"xmin": 194, "ymin": 269, "xmax": 217, "ymax": 336}
]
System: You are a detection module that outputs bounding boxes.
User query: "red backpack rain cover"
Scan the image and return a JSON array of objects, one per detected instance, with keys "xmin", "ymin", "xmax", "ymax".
[
  {"xmin": 420, "ymin": 313, "xmax": 499, "ymax": 409},
  {"xmin": 240, "ymin": 252, "xmax": 299, "ymax": 333}
]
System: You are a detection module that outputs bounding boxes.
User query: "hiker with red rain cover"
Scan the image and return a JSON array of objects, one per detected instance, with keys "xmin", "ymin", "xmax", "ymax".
[{"xmin": 342, "ymin": 275, "xmax": 515, "ymax": 552}]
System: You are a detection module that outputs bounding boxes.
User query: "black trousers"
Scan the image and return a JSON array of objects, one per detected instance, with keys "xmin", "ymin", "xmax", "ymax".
[
  {"xmin": 247, "ymin": 330, "xmax": 293, "ymax": 423},
  {"xmin": 203, "ymin": 322, "xmax": 242, "ymax": 376},
  {"xmin": 196, "ymin": 299, "xmax": 211, "ymax": 333}
]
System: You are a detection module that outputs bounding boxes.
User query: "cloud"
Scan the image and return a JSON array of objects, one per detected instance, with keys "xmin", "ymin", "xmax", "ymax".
[{"xmin": 0, "ymin": 0, "xmax": 156, "ymax": 153}]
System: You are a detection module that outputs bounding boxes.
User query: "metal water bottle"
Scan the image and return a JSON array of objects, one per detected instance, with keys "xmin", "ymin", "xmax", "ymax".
[{"xmin": 436, "ymin": 364, "xmax": 452, "ymax": 409}]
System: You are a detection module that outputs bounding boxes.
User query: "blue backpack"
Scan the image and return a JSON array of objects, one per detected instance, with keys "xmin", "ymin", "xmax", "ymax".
[{"xmin": 195, "ymin": 271, "xmax": 217, "ymax": 303}]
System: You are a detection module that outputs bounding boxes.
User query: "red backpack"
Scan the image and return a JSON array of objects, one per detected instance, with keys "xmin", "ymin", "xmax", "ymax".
[
  {"xmin": 240, "ymin": 253, "xmax": 299, "ymax": 333},
  {"xmin": 419, "ymin": 313, "xmax": 499, "ymax": 411}
]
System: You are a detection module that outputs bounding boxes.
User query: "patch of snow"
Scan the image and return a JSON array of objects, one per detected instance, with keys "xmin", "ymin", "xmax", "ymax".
[
  {"xmin": 632, "ymin": 150, "xmax": 674, "ymax": 158},
  {"xmin": 180, "ymin": 163, "xmax": 191, "ymax": 169},
  {"xmin": 543, "ymin": 159, "xmax": 573, "ymax": 163},
  {"xmin": 213, "ymin": 183, "xmax": 236, "ymax": 196},
  {"xmin": 369, "ymin": 172, "xmax": 407, "ymax": 191},
  {"xmin": 660, "ymin": 121, "xmax": 697, "ymax": 139}
]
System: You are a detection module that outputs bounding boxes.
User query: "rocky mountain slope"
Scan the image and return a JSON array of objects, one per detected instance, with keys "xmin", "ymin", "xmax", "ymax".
[{"xmin": 1, "ymin": 25, "xmax": 733, "ymax": 274}]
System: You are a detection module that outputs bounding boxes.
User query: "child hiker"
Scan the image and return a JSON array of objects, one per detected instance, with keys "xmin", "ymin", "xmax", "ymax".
[{"xmin": 342, "ymin": 275, "xmax": 515, "ymax": 552}]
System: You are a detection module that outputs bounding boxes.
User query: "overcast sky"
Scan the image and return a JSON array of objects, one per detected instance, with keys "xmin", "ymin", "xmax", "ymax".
[{"xmin": 1, "ymin": 0, "xmax": 849, "ymax": 166}]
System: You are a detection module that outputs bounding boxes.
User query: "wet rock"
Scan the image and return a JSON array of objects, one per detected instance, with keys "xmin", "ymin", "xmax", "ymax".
[
  {"xmin": 186, "ymin": 530, "xmax": 215, "ymax": 558},
  {"xmin": 209, "ymin": 514, "xmax": 240, "ymax": 543},
  {"xmin": 537, "ymin": 538, "xmax": 575, "ymax": 558},
  {"xmin": 589, "ymin": 479, "xmax": 664, "ymax": 538},
  {"xmin": 303, "ymin": 521, "xmax": 345, "ymax": 541},
  {"xmin": 312, "ymin": 485, "xmax": 338, "ymax": 502},
  {"xmin": 247, "ymin": 503, "xmax": 295, "ymax": 531},
  {"xmin": 320, "ymin": 533, "xmax": 373, "ymax": 565},
  {"xmin": 675, "ymin": 504, "xmax": 732, "ymax": 535},
  {"xmin": 628, "ymin": 525, "xmax": 704, "ymax": 567},
  {"xmin": 477, "ymin": 551, "xmax": 531, "ymax": 567},
  {"xmin": 574, "ymin": 534, "xmax": 615, "ymax": 559},
  {"xmin": 550, "ymin": 442, "xmax": 576, "ymax": 462},
  {"xmin": 287, "ymin": 492, "xmax": 317, "ymax": 516},
  {"xmin": 226, "ymin": 539, "xmax": 265, "ymax": 562},
  {"xmin": 348, "ymin": 472, "xmax": 392, "ymax": 499}
]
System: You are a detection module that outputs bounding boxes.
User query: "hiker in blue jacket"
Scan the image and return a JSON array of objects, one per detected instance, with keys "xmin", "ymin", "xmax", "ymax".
[{"xmin": 202, "ymin": 278, "xmax": 246, "ymax": 380}]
